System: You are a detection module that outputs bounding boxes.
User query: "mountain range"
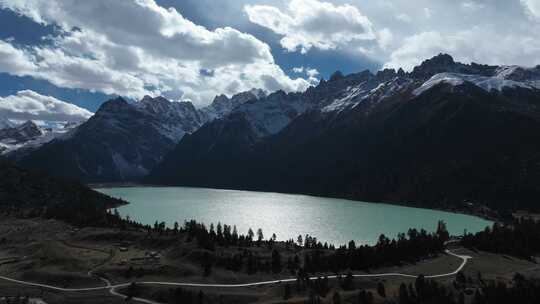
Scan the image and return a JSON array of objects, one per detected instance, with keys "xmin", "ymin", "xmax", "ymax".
[
  {"xmin": 13, "ymin": 54, "xmax": 540, "ymax": 211},
  {"xmin": 14, "ymin": 90, "xmax": 266, "ymax": 182},
  {"xmin": 0, "ymin": 120, "xmax": 81, "ymax": 156},
  {"xmin": 0, "ymin": 120, "xmax": 43, "ymax": 145}
]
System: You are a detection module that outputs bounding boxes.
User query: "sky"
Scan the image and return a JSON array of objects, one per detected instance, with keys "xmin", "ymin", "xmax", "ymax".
[{"xmin": 0, "ymin": 0, "xmax": 540, "ymax": 122}]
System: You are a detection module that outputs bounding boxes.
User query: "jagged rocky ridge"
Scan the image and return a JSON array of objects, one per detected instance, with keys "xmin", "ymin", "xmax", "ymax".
[
  {"xmin": 147, "ymin": 54, "xmax": 540, "ymax": 212},
  {"xmin": 0, "ymin": 120, "xmax": 43, "ymax": 144},
  {"xmin": 0, "ymin": 119, "xmax": 84, "ymax": 156},
  {"xmin": 0, "ymin": 120, "xmax": 45, "ymax": 154},
  {"xmin": 17, "ymin": 90, "xmax": 265, "ymax": 182}
]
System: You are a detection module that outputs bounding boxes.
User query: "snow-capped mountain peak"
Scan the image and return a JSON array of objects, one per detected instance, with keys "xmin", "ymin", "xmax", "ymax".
[
  {"xmin": 0, "ymin": 119, "xmax": 85, "ymax": 155},
  {"xmin": 202, "ymin": 88, "xmax": 267, "ymax": 121},
  {"xmin": 0, "ymin": 120, "xmax": 43, "ymax": 154}
]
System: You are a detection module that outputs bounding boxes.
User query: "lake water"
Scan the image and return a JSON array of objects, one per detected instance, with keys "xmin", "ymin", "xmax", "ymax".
[{"xmin": 96, "ymin": 187, "xmax": 492, "ymax": 246}]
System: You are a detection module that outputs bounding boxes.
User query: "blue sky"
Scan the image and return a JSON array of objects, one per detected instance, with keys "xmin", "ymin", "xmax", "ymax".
[{"xmin": 0, "ymin": 0, "xmax": 540, "ymax": 118}]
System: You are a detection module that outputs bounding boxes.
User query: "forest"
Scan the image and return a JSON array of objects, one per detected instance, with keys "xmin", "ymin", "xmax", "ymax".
[{"xmin": 461, "ymin": 218, "xmax": 540, "ymax": 259}]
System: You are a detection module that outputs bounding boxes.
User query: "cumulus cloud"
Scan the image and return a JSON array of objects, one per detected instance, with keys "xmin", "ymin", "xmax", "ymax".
[
  {"xmin": 384, "ymin": 27, "xmax": 540, "ymax": 71},
  {"xmin": 292, "ymin": 67, "xmax": 305, "ymax": 74},
  {"xmin": 395, "ymin": 13, "xmax": 412, "ymax": 23},
  {"xmin": 461, "ymin": 1, "xmax": 486, "ymax": 12},
  {"xmin": 245, "ymin": 0, "xmax": 375, "ymax": 54},
  {"xmin": 0, "ymin": 90, "xmax": 93, "ymax": 122},
  {"xmin": 377, "ymin": 28, "xmax": 394, "ymax": 51},
  {"xmin": 0, "ymin": 0, "xmax": 312, "ymax": 106},
  {"xmin": 3, "ymin": 0, "xmax": 540, "ymax": 99},
  {"xmin": 292, "ymin": 66, "xmax": 320, "ymax": 83},
  {"xmin": 0, "ymin": 40, "xmax": 37, "ymax": 75},
  {"xmin": 423, "ymin": 7, "xmax": 433, "ymax": 18},
  {"xmin": 522, "ymin": 0, "xmax": 540, "ymax": 18},
  {"xmin": 243, "ymin": 0, "xmax": 540, "ymax": 72}
]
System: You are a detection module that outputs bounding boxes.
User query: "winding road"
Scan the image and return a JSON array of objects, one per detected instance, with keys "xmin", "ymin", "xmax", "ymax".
[{"xmin": 0, "ymin": 249, "xmax": 471, "ymax": 303}]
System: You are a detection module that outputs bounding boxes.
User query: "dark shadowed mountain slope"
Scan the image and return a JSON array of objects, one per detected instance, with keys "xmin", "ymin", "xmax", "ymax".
[
  {"xmin": 0, "ymin": 158, "xmax": 123, "ymax": 225},
  {"xmin": 16, "ymin": 97, "xmax": 184, "ymax": 182}
]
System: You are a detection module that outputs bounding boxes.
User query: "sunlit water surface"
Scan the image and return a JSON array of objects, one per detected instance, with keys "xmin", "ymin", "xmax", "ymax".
[{"xmin": 97, "ymin": 187, "xmax": 492, "ymax": 246}]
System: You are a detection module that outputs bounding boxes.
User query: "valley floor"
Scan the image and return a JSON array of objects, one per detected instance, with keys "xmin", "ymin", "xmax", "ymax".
[{"xmin": 0, "ymin": 216, "xmax": 538, "ymax": 303}]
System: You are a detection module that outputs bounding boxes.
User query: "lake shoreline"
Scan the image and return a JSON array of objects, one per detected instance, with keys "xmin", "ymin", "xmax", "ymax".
[
  {"xmin": 91, "ymin": 182, "xmax": 500, "ymax": 224},
  {"xmin": 95, "ymin": 185, "xmax": 494, "ymax": 246}
]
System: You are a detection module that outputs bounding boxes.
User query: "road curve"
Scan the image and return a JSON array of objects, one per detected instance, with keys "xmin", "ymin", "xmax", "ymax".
[{"xmin": 0, "ymin": 249, "xmax": 471, "ymax": 291}]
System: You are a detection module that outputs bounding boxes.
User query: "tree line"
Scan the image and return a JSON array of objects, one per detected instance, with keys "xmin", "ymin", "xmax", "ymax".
[
  {"xmin": 461, "ymin": 218, "xmax": 540, "ymax": 259},
  {"xmin": 178, "ymin": 219, "xmax": 449, "ymax": 277}
]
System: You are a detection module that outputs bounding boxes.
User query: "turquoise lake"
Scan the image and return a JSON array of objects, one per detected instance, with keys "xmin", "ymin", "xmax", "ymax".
[{"xmin": 97, "ymin": 187, "xmax": 492, "ymax": 246}]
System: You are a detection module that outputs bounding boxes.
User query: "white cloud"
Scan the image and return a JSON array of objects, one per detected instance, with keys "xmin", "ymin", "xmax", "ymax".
[
  {"xmin": 377, "ymin": 28, "xmax": 394, "ymax": 51},
  {"xmin": 423, "ymin": 7, "xmax": 433, "ymax": 18},
  {"xmin": 306, "ymin": 68, "xmax": 320, "ymax": 78},
  {"xmin": 0, "ymin": 40, "xmax": 37, "ymax": 76},
  {"xmin": 461, "ymin": 1, "xmax": 486, "ymax": 12},
  {"xmin": 0, "ymin": 90, "xmax": 93, "ymax": 122},
  {"xmin": 521, "ymin": 0, "xmax": 540, "ymax": 19},
  {"xmin": 385, "ymin": 27, "xmax": 540, "ymax": 71},
  {"xmin": 292, "ymin": 67, "xmax": 305, "ymax": 74},
  {"xmin": 0, "ymin": 0, "xmax": 312, "ymax": 106},
  {"xmin": 395, "ymin": 13, "xmax": 412, "ymax": 23},
  {"xmin": 245, "ymin": 0, "xmax": 375, "ymax": 54},
  {"xmin": 292, "ymin": 66, "xmax": 320, "ymax": 83},
  {"xmin": 2, "ymin": 0, "xmax": 540, "ymax": 98}
]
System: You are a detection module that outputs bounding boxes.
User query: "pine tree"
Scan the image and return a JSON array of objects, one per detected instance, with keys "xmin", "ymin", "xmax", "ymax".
[
  {"xmin": 257, "ymin": 228, "xmax": 264, "ymax": 245},
  {"xmin": 283, "ymin": 283, "xmax": 292, "ymax": 300},
  {"xmin": 399, "ymin": 283, "xmax": 410, "ymax": 304},
  {"xmin": 343, "ymin": 271, "xmax": 354, "ymax": 291},
  {"xmin": 198, "ymin": 290, "xmax": 204, "ymax": 304},
  {"xmin": 377, "ymin": 282, "xmax": 386, "ymax": 298},
  {"xmin": 332, "ymin": 291, "xmax": 342, "ymax": 304},
  {"xmin": 248, "ymin": 228, "xmax": 254, "ymax": 242},
  {"xmin": 272, "ymin": 249, "xmax": 282, "ymax": 273}
]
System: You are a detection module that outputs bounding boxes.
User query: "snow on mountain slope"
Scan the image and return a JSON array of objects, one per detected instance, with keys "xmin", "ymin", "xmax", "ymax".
[
  {"xmin": 322, "ymin": 82, "xmax": 373, "ymax": 113},
  {"xmin": 0, "ymin": 121, "xmax": 42, "ymax": 145},
  {"xmin": 413, "ymin": 73, "xmax": 466, "ymax": 96},
  {"xmin": 202, "ymin": 89, "xmax": 267, "ymax": 122},
  {"xmin": 322, "ymin": 77, "xmax": 413, "ymax": 113},
  {"xmin": 0, "ymin": 121, "xmax": 80, "ymax": 154},
  {"xmin": 413, "ymin": 72, "xmax": 539, "ymax": 96},
  {"xmin": 138, "ymin": 96, "xmax": 206, "ymax": 142},
  {"xmin": 201, "ymin": 55, "xmax": 540, "ymax": 141},
  {"xmin": 233, "ymin": 90, "xmax": 311, "ymax": 137}
]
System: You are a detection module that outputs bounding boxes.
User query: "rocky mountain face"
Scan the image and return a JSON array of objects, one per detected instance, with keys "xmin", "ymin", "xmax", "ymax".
[
  {"xmin": 147, "ymin": 54, "xmax": 540, "ymax": 212},
  {"xmin": 202, "ymin": 88, "xmax": 267, "ymax": 121},
  {"xmin": 137, "ymin": 96, "xmax": 206, "ymax": 141},
  {"xmin": 1, "ymin": 121, "xmax": 83, "ymax": 160},
  {"xmin": 0, "ymin": 120, "xmax": 47, "ymax": 155},
  {"xmin": 16, "ymin": 91, "xmax": 264, "ymax": 183},
  {"xmin": 17, "ymin": 97, "xmax": 191, "ymax": 182},
  {"xmin": 0, "ymin": 120, "xmax": 43, "ymax": 144}
]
